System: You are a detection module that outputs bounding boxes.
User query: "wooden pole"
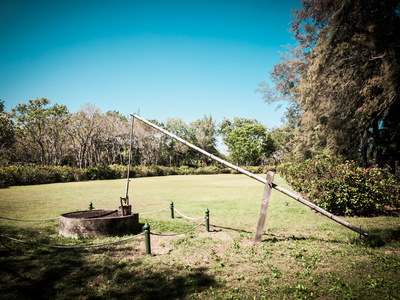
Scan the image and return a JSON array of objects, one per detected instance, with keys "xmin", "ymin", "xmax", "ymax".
[
  {"xmin": 255, "ymin": 172, "xmax": 274, "ymax": 242},
  {"xmin": 125, "ymin": 115, "xmax": 135, "ymax": 201},
  {"xmin": 130, "ymin": 113, "xmax": 369, "ymax": 237}
]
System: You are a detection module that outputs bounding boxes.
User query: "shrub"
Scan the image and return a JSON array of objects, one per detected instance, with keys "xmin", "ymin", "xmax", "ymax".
[
  {"xmin": 109, "ymin": 164, "xmax": 128, "ymax": 179},
  {"xmin": 194, "ymin": 166, "xmax": 221, "ymax": 175},
  {"xmin": 1, "ymin": 163, "xmax": 278, "ymax": 188},
  {"xmin": 277, "ymin": 157, "xmax": 400, "ymax": 216},
  {"xmin": 84, "ymin": 165, "xmax": 119, "ymax": 180},
  {"xmin": 0, "ymin": 165, "xmax": 85, "ymax": 186}
]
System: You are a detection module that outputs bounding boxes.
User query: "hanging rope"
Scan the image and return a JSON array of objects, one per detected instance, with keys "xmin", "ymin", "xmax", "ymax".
[
  {"xmin": 0, "ymin": 216, "xmax": 59, "ymax": 222},
  {"xmin": 174, "ymin": 208, "xmax": 205, "ymax": 220},
  {"xmin": 1, "ymin": 205, "xmax": 209, "ymax": 251},
  {"xmin": 0, "ymin": 233, "xmax": 144, "ymax": 249},
  {"xmin": 139, "ymin": 207, "xmax": 169, "ymax": 215},
  {"xmin": 150, "ymin": 218, "xmax": 208, "ymax": 237}
]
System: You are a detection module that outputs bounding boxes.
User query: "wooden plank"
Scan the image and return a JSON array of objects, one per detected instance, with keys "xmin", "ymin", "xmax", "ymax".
[{"xmin": 255, "ymin": 171, "xmax": 274, "ymax": 242}]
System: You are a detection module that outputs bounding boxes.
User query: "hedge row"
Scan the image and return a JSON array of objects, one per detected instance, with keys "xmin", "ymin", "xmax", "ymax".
[
  {"xmin": 0, "ymin": 164, "xmax": 275, "ymax": 188},
  {"xmin": 277, "ymin": 157, "xmax": 400, "ymax": 216}
]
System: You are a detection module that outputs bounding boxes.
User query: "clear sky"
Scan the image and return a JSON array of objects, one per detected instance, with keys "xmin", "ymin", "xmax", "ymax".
[{"xmin": 1, "ymin": 0, "xmax": 301, "ymax": 128}]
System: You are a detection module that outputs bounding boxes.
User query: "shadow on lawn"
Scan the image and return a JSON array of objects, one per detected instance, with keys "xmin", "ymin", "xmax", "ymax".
[
  {"xmin": 0, "ymin": 225, "xmax": 217, "ymax": 299},
  {"xmin": 257, "ymin": 228, "xmax": 400, "ymax": 248},
  {"xmin": 351, "ymin": 226, "xmax": 400, "ymax": 248}
]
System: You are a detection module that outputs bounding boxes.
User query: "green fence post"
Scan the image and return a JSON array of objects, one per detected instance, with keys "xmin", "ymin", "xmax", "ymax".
[
  {"xmin": 170, "ymin": 201, "xmax": 174, "ymax": 219},
  {"xmin": 144, "ymin": 222, "xmax": 151, "ymax": 255},
  {"xmin": 205, "ymin": 208, "xmax": 210, "ymax": 232}
]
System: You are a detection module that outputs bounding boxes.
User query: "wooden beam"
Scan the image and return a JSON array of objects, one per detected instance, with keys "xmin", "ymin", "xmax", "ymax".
[{"xmin": 255, "ymin": 171, "xmax": 274, "ymax": 242}]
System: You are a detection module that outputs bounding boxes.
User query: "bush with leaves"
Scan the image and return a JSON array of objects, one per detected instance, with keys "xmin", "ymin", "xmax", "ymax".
[
  {"xmin": 0, "ymin": 165, "xmax": 83, "ymax": 187},
  {"xmin": 1, "ymin": 164, "xmax": 276, "ymax": 187},
  {"xmin": 277, "ymin": 157, "xmax": 400, "ymax": 216}
]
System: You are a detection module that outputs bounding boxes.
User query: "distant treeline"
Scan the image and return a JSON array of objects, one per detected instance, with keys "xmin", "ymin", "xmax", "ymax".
[{"xmin": 0, "ymin": 99, "xmax": 289, "ymax": 169}]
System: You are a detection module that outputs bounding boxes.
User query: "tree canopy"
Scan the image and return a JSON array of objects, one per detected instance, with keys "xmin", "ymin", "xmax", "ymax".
[
  {"xmin": 3, "ymin": 99, "xmax": 285, "ymax": 168},
  {"xmin": 0, "ymin": 100, "xmax": 15, "ymax": 165},
  {"xmin": 259, "ymin": 0, "xmax": 400, "ymax": 170},
  {"xmin": 219, "ymin": 117, "xmax": 274, "ymax": 166}
]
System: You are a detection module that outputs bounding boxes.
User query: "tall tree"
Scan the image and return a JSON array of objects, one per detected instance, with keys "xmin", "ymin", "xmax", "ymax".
[
  {"xmin": 45, "ymin": 103, "xmax": 70, "ymax": 165},
  {"xmin": 102, "ymin": 111, "xmax": 130, "ymax": 165},
  {"xmin": 190, "ymin": 115, "xmax": 218, "ymax": 165},
  {"xmin": 219, "ymin": 117, "xmax": 272, "ymax": 166},
  {"xmin": 11, "ymin": 98, "xmax": 68, "ymax": 165},
  {"xmin": 131, "ymin": 119, "xmax": 163, "ymax": 166},
  {"xmin": 68, "ymin": 104, "xmax": 102, "ymax": 168},
  {"xmin": 0, "ymin": 100, "xmax": 15, "ymax": 166},
  {"xmin": 260, "ymin": 0, "xmax": 400, "ymax": 168}
]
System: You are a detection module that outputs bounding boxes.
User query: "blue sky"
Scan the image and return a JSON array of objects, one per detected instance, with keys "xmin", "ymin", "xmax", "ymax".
[{"xmin": 1, "ymin": 0, "xmax": 301, "ymax": 128}]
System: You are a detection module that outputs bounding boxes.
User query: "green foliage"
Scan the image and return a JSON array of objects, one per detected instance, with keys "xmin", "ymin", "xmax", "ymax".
[
  {"xmin": 84, "ymin": 165, "xmax": 119, "ymax": 180},
  {"xmin": 219, "ymin": 117, "xmax": 273, "ymax": 166},
  {"xmin": 277, "ymin": 157, "xmax": 400, "ymax": 215},
  {"xmin": 11, "ymin": 98, "xmax": 69, "ymax": 166},
  {"xmin": 190, "ymin": 115, "xmax": 219, "ymax": 164},
  {"xmin": 261, "ymin": 0, "xmax": 400, "ymax": 169},
  {"xmin": 0, "ymin": 165, "xmax": 83, "ymax": 187},
  {"xmin": 0, "ymin": 164, "xmax": 276, "ymax": 187},
  {"xmin": 0, "ymin": 100, "xmax": 15, "ymax": 166}
]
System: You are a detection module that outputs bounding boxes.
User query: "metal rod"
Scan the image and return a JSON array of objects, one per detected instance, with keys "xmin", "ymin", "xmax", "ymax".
[
  {"xmin": 125, "ymin": 115, "xmax": 135, "ymax": 202},
  {"xmin": 130, "ymin": 113, "xmax": 369, "ymax": 237}
]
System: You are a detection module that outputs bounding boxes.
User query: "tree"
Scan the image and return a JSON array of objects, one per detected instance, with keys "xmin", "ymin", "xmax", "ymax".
[
  {"xmin": 0, "ymin": 100, "xmax": 15, "ymax": 166},
  {"xmin": 131, "ymin": 119, "xmax": 163, "ymax": 166},
  {"xmin": 102, "ymin": 111, "xmax": 130, "ymax": 165},
  {"xmin": 219, "ymin": 117, "xmax": 272, "ymax": 166},
  {"xmin": 260, "ymin": 0, "xmax": 400, "ymax": 169},
  {"xmin": 190, "ymin": 115, "xmax": 218, "ymax": 165},
  {"xmin": 267, "ymin": 126, "xmax": 294, "ymax": 165},
  {"xmin": 67, "ymin": 104, "xmax": 102, "ymax": 168},
  {"xmin": 162, "ymin": 118, "xmax": 194, "ymax": 166},
  {"xmin": 45, "ymin": 103, "xmax": 70, "ymax": 165},
  {"xmin": 11, "ymin": 98, "xmax": 69, "ymax": 165}
]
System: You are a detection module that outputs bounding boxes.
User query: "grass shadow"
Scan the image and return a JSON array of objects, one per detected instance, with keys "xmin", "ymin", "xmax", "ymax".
[
  {"xmin": 211, "ymin": 224, "xmax": 253, "ymax": 234},
  {"xmin": 350, "ymin": 226, "xmax": 400, "ymax": 248},
  {"xmin": 0, "ymin": 223, "xmax": 217, "ymax": 299}
]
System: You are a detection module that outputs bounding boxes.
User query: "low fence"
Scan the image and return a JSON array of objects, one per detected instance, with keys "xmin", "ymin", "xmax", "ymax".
[{"xmin": 0, "ymin": 203, "xmax": 210, "ymax": 255}]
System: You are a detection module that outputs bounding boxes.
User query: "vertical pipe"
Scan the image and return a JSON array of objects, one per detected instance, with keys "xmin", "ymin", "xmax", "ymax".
[{"xmin": 125, "ymin": 115, "xmax": 135, "ymax": 202}]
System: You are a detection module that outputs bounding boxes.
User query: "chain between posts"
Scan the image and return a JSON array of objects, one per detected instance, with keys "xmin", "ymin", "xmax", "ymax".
[
  {"xmin": 141, "ymin": 208, "xmax": 210, "ymax": 255},
  {"xmin": 0, "ymin": 233, "xmax": 144, "ymax": 249},
  {"xmin": 1, "ymin": 206, "xmax": 210, "ymax": 254}
]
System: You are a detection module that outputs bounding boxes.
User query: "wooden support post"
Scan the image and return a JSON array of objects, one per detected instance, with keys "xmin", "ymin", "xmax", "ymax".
[{"xmin": 255, "ymin": 171, "xmax": 274, "ymax": 242}]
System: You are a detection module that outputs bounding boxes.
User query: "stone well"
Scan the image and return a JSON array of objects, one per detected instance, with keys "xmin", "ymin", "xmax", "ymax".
[{"xmin": 59, "ymin": 209, "xmax": 140, "ymax": 238}]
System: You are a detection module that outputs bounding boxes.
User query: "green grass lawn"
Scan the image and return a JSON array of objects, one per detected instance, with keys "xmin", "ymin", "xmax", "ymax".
[{"xmin": 1, "ymin": 174, "xmax": 399, "ymax": 299}]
